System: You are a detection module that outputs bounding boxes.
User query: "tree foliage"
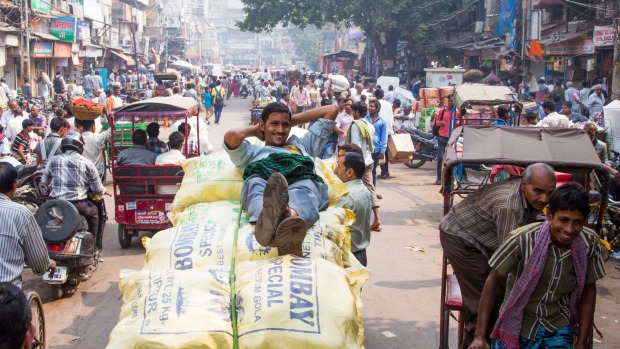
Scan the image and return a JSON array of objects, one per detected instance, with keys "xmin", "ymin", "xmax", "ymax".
[
  {"xmin": 288, "ymin": 28, "xmax": 331, "ymax": 71},
  {"xmin": 238, "ymin": 0, "xmax": 474, "ymax": 74}
]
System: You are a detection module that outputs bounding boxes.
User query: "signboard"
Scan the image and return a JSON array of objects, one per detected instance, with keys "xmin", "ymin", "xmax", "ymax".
[
  {"xmin": 31, "ymin": 0, "xmax": 51, "ymax": 14},
  {"xmin": 54, "ymin": 42, "xmax": 72, "ymax": 57},
  {"xmin": 593, "ymin": 26, "xmax": 614, "ymax": 47},
  {"xmin": 76, "ymin": 20, "xmax": 89, "ymax": 39},
  {"xmin": 50, "ymin": 17, "xmax": 76, "ymax": 42},
  {"xmin": 544, "ymin": 38, "xmax": 594, "ymax": 55},
  {"xmin": 135, "ymin": 211, "xmax": 168, "ymax": 224},
  {"xmin": 110, "ymin": 27, "xmax": 119, "ymax": 47},
  {"xmin": 33, "ymin": 42, "xmax": 53, "ymax": 58},
  {"xmin": 184, "ymin": 43, "xmax": 200, "ymax": 59}
]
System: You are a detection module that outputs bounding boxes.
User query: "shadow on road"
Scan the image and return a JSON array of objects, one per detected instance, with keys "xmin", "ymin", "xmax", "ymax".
[{"xmin": 375, "ymin": 278, "xmax": 442, "ymax": 290}]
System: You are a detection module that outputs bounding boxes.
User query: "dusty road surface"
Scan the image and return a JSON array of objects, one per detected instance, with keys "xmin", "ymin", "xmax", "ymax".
[{"xmin": 21, "ymin": 96, "xmax": 620, "ymax": 348}]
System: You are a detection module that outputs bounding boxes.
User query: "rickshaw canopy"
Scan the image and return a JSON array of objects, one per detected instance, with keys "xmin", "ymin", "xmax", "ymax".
[
  {"xmin": 111, "ymin": 96, "xmax": 199, "ymax": 121},
  {"xmin": 453, "ymin": 84, "xmax": 521, "ymax": 110},
  {"xmin": 442, "ymin": 126, "xmax": 605, "ymax": 187}
]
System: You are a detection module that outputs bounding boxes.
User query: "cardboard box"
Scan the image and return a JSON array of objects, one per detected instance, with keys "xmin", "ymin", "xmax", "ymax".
[{"xmin": 388, "ymin": 134, "xmax": 415, "ymax": 164}]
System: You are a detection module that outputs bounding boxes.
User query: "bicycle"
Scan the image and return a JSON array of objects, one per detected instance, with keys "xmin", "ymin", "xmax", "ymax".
[{"xmin": 25, "ymin": 291, "xmax": 46, "ymax": 349}]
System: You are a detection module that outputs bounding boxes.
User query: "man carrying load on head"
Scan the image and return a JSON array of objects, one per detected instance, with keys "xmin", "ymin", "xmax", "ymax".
[{"xmin": 223, "ymin": 103, "xmax": 338, "ymax": 257}]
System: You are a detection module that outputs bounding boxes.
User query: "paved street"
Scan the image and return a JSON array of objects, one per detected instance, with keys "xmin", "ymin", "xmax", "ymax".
[{"xmin": 22, "ymin": 97, "xmax": 620, "ymax": 348}]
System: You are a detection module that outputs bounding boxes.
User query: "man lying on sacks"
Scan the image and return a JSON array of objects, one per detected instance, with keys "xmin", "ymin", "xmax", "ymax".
[{"xmin": 224, "ymin": 103, "xmax": 338, "ymax": 257}]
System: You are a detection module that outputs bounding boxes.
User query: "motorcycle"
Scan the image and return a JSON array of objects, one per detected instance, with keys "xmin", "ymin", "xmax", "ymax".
[
  {"xmin": 240, "ymin": 84, "xmax": 250, "ymax": 99},
  {"xmin": 13, "ymin": 164, "xmax": 44, "ymax": 209},
  {"xmin": 403, "ymin": 127, "xmax": 439, "ymax": 168},
  {"xmin": 35, "ymin": 196, "xmax": 107, "ymax": 299}
]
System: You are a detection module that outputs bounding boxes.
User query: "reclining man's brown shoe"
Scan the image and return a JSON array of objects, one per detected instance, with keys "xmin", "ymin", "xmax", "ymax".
[
  {"xmin": 255, "ymin": 172, "xmax": 289, "ymax": 247},
  {"xmin": 274, "ymin": 217, "xmax": 307, "ymax": 257}
]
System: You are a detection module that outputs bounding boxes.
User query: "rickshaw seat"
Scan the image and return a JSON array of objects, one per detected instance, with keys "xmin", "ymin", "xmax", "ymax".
[{"xmin": 445, "ymin": 274, "xmax": 462, "ymax": 309}]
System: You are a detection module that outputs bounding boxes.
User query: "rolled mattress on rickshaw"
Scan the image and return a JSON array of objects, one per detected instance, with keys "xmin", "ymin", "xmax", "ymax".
[{"xmin": 107, "ymin": 143, "xmax": 370, "ymax": 348}]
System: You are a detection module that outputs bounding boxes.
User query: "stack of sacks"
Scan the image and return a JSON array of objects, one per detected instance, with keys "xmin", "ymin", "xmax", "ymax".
[{"xmin": 107, "ymin": 149, "xmax": 370, "ymax": 349}]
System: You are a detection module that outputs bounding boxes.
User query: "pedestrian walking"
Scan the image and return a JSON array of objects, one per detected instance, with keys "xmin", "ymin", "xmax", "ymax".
[{"xmin": 212, "ymin": 81, "xmax": 226, "ymax": 124}]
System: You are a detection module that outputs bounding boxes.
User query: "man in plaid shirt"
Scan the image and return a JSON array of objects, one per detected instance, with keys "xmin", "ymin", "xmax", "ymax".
[
  {"xmin": 145, "ymin": 122, "xmax": 169, "ymax": 154},
  {"xmin": 224, "ymin": 103, "xmax": 338, "ymax": 256},
  {"xmin": 41, "ymin": 132, "xmax": 106, "ymax": 250}
]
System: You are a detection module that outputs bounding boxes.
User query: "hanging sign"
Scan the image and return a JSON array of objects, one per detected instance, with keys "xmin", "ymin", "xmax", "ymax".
[
  {"xmin": 33, "ymin": 42, "xmax": 53, "ymax": 58},
  {"xmin": 50, "ymin": 17, "xmax": 76, "ymax": 42},
  {"xmin": 31, "ymin": 0, "xmax": 51, "ymax": 14},
  {"xmin": 593, "ymin": 26, "xmax": 614, "ymax": 47}
]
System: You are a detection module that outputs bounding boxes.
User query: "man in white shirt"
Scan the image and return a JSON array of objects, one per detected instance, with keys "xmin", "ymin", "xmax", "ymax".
[
  {"xmin": 394, "ymin": 104, "xmax": 416, "ymax": 132},
  {"xmin": 334, "ymin": 98, "xmax": 354, "ymax": 147},
  {"xmin": 0, "ymin": 100, "xmax": 19, "ymax": 128},
  {"xmin": 385, "ymin": 85, "xmax": 395, "ymax": 103},
  {"xmin": 375, "ymin": 89, "xmax": 395, "ymax": 179},
  {"xmin": 564, "ymin": 81, "xmax": 579, "ymax": 102},
  {"xmin": 156, "ymin": 131, "xmax": 186, "ymax": 165},
  {"xmin": 75, "ymin": 119, "xmax": 111, "ymax": 178},
  {"xmin": 292, "ymin": 83, "xmax": 310, "ymax": 114},
  {"xmin": 5, "ymin": 108, "xmax": 25, "ymax": 143},
  {"xmin": 587, "ymin": 84, "xmax": 606, "ymax": 116},
  {"xmin": 540, "ymin": 101, "xmax": 569, "ymax": 128},
  {"xmin": 350, "ymin": 82, "xmax": 365, "ymax": 103},
  {"xmin": 155, "ymin": 131, "xmax": 186, "ymax": 194},
  {"xmin": 92, "ymin": 71, "xmax": 102, "ymax": 91}
]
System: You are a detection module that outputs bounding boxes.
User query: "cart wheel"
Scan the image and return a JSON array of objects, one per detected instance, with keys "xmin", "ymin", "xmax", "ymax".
[
  {"xmin": 51, "ymin": 284, "xmax": 63, "ymax": 300},
  {"xmin": 27, "ymin": 291, "xmax": 46, "ymax": 348},
  {"xmin": 404, "ymin": 159, "xmax": 426, "ymax": 169},
  {"xmin": 118, "ymin": 225, "xmax": 132, "ymax": 248}
]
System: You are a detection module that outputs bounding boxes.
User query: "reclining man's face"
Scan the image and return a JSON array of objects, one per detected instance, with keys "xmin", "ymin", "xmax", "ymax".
[{"xmin": 261, "ymin": 112, "xmax": 291, "ymax": 147}]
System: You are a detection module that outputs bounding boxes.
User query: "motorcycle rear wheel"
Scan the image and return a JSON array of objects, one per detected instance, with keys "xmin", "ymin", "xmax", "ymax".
[
  {"xmin": 405, "ymin": 159, "xmax": 427, "ymax": 169},
  {"xmin": 51, "ymin": 284, "xmax": 63, "ymax": 300}
]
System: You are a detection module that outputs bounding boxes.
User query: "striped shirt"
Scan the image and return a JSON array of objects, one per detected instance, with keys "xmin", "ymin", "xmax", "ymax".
[
  {"xmin": 490, "ymin": 222, "xmax": 605, "ymax": 340},
  {"xmin": 0, "ymin": 193, "xmax": 51, "ymax": 288},
  {"xmin": 439, "ymin": 178, "xmax": 540, "ymax": 258}
]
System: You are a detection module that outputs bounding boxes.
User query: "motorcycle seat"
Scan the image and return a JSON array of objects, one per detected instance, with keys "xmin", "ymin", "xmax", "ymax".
[{"xmin": 406, "ymin": 127, "xmax": 435, "ymax": 140}]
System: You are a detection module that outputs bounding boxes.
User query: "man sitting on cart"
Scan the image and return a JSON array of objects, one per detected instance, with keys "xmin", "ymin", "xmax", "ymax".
[
  {"xmin": 223, "ymin": 103, "xmax": 338, "ymax": 257},
  {"xmin": 469, "ymin": 182, "xmax": 605, "ymax": 349},
  {"xmin": 439, "ymin": 163, "xmax": 557, "ymax": 348}
]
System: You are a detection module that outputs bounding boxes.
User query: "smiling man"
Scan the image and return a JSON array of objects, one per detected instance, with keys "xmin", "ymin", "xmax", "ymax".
[
  {"xmin": 469, "ymin": 182, "xmax": 605, "ymax": 349},
  {"xmin": 439, "ymin": 163, "xmax": 557, "ymax": 348},
  {"xmin": 223, "ymin": 103, "xmax": 338, "ymax": 257}
]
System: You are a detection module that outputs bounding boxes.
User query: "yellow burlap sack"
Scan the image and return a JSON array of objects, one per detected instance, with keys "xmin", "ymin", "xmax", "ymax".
[
  {"xmin": 106, "ymin": 267, "xmax": 233, "ymax": 349},
  {"xmin": 235, "ymin": 255, "xmax": 364, "ymax": 348},
  {"xmin": 168, "ymin": 201, "xmax": 244, "ymax": 227},
  {"xmin": 171, "ymin": 151, "xmax": 244, "ymax": 213},
  {"xmin": 314, "ymin": 158, "xmax": 348, "ymax": 206},
  {"xmin": 143, "ymin": 220, "xmax": 344, "ymax": 269}
]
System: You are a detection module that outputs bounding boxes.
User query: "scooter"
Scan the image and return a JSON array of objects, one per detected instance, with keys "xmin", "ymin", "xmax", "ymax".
[
  {"xmin": 13, "ymin": 164, "xmax": 44, "ymax": 209},
  {"xmin": 240, "ymin": 84, "xmax": 250, "ymax": 99},
  {"xmin": 35, "ymin": 196, "xmax": 107, "ymax": 299},
  {"xmin": 403, "ymin": 127, "xmax": 439, "ymax": 168}
]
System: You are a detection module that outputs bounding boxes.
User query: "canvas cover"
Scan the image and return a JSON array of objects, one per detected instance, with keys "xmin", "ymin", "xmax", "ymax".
[
  {"xmin": 453, "ymin": 84, "xmax": 520, "ymax": 109},
  {"xmin": 442, "ymin": 126, "xmax": 604, "ymax": 185},
  {"xmin": 112, "ymin": 96, "xmax": 199, "ymax": 120}
]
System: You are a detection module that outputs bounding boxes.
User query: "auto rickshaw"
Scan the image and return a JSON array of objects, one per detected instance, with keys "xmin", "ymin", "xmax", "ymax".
[{"xmin": 109, "ymin": 96, "xmax": 201, "ymax": 248}]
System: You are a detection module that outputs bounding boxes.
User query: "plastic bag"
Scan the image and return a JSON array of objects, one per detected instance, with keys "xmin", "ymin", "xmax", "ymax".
[
  {"xmin": 235, "ymin": 256, "xmax": 363, "ymax": 348},
  {"xmin": 106, "ymin": 267, "xmax": 233, "ymax": 349}
]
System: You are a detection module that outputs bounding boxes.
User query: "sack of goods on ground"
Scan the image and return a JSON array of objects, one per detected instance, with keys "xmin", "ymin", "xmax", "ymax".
[{"xmin": 106, "ymin": 149, "xmax": 370, "ymax": 348}]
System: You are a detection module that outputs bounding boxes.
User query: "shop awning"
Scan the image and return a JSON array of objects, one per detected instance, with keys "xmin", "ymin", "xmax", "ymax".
[
  {"xmin": 32, "ymin": 32, "xmax": 59, "ymax": 42},
  {"xmin": 110, "ymin": 50, "xmax": 136, "ymax": 66},
  {"xmin": 0, "ymin": 25, "xmax": 18, "ymax": 33}
]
